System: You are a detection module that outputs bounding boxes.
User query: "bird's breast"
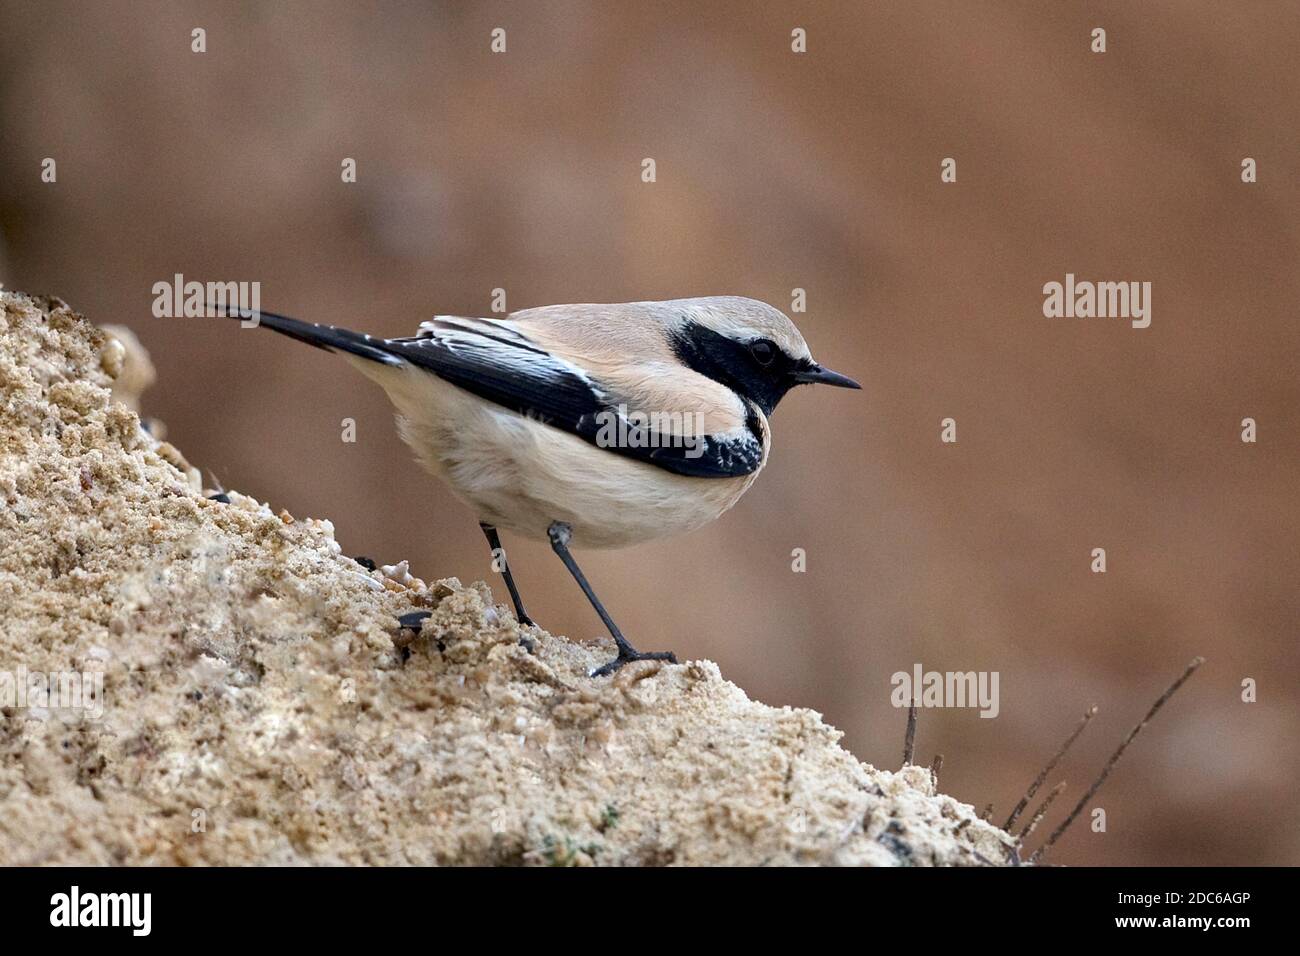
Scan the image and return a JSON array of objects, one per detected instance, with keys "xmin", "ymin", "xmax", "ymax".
[{"xmin": 364, "ymin": 360, "xmax": 767, "ymax": 549}]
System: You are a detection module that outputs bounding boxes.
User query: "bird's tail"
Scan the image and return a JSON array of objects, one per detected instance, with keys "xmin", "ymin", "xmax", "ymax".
[{"xmin": 210, "ymin": 304, "xmax": 401, "ymax": 366}]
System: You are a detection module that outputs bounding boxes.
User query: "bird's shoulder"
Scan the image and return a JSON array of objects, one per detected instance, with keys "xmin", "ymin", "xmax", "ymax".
[
  {"xmin": 505, "ymin": 308, "xmax": 756, "ymax": 427},
  {"xmin": 384, "ymin": 310, "xmax": 767, "ymax": 479}
]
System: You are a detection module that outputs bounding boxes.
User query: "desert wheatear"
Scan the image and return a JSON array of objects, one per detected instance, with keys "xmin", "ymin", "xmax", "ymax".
[{"xmin": 218, "ymin": 297, "xmax": 859, "ymax": 675}]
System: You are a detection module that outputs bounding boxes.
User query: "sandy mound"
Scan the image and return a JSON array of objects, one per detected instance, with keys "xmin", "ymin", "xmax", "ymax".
[{"xmin": 0, "ymin": 291, "xmax": 1011, "ymax": 865}]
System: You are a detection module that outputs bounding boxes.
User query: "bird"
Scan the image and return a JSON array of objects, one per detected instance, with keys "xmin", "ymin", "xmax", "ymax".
[{"xmin": 215, "ymin": 296, "xmax": 860, "ymax": 676}]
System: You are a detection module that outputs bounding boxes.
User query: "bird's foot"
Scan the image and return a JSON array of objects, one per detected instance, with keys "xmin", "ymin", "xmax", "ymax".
[
  {"xmin": 505, "ymin": 609, "xmax": 537, "ymax": 651},
  {"xmin": 590, "ymin": 646, "xmax": 677, "ymax": 678}
]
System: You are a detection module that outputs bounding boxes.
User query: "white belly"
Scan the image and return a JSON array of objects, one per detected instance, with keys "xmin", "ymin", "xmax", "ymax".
[{"xmin": 354, "ymin": 361, "xmax": 762, "ymax": 549}]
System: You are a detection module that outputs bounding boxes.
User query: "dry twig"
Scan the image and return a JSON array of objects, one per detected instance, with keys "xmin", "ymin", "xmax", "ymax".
[
  {"xmin": 902, "ymin": 699, "xmax": 918, "ymax": 765},
  {"xmin": 1030, "ymin": 657, "xmax": 1204, "ymax": 864},
  {"xmin": 929, "ymin": 753, "xmax": 943, "ymax": 788},
  {"xmin": 1004, "ymin": 706, "xmax": 1097, "ymax": 831},
  {"xmin": 1017, "ymin": 780, "xmax": 1066, "ymax": 844}
]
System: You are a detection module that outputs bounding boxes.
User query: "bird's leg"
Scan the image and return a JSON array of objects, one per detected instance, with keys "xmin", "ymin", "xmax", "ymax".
[
  {"xmin": 546, "ymin": 521, "xmax": 677, "ymax": 677},
  {"xmin": 479, "ymin": 522, "xmax": 535, "ymax": 628}
]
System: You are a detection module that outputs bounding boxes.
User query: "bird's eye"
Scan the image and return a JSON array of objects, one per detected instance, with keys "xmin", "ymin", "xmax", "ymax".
[{"xmin": 749, "ymin": 339, "xmax": 777, "ymax": 366}]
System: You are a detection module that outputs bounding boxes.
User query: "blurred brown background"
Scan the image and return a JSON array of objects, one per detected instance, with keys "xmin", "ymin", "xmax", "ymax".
[{"xmin": 1, "ymin": 1, "xmax": 1296, "ymax": 865}]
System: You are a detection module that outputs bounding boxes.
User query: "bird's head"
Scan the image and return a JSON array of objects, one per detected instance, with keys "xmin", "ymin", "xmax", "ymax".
[{"xmin": 668, "ymin": 297, "xmax": 861, "ymax": 416}]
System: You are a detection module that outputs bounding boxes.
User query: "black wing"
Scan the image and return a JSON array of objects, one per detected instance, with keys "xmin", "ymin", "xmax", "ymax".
[{"xmin": 383, "ymin": 317, "xmax": 763, "ymax": 479}]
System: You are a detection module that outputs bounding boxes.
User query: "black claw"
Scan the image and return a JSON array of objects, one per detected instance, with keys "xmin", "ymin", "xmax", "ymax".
[
  {"xmin": 352, "ymin": 555, "xmax": 377, "ymax": 571},
  {"xmin": 590, "ymin": 649, "xmax": 677, "ymax": 678}
]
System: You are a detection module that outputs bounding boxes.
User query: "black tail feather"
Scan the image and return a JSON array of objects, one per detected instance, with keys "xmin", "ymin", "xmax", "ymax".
[{"xmin": 209, "ymin": 304, "xmax": 400, "ymax": 365}]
